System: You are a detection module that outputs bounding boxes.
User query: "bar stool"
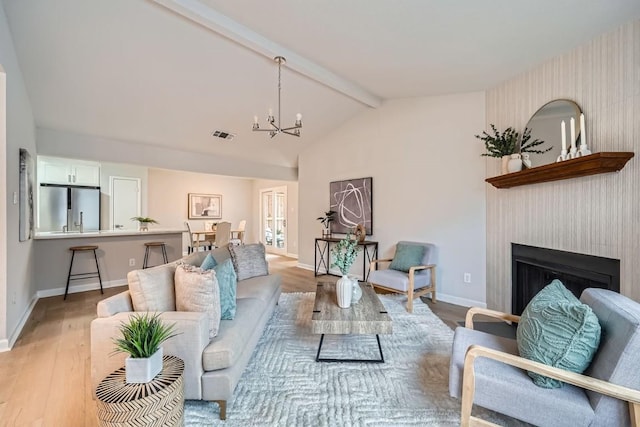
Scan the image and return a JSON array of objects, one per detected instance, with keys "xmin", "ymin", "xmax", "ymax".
[
  {"xmin": 143, "ymin": 242, "xmax": 168, "ymax": 269},
  {"xmin": 65, "ymin": 245, "xmax": 103, "ymax": 300}
]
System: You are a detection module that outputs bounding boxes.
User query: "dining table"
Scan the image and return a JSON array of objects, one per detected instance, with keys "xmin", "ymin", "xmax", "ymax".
[{"xmin": 191, "ymin": 227, "xmax": 242, "ymax": 250}]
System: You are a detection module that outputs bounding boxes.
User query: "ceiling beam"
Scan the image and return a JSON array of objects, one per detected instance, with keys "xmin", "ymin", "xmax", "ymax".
[{"xmin": 152, "ymin": 0, "xmax": 382, "ymax": 108}]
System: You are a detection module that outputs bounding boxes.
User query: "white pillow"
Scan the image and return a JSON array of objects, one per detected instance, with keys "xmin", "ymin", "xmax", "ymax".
[
  {"xmin": 174, "ymin": 264, "xmax": 221, "ymax": 338},
  {"xmin": 127, "ymin": 264, "xmax": 177, "ymax": 312}
]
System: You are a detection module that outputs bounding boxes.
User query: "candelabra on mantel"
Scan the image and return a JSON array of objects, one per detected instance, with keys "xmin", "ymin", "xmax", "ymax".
[
  {"xmin": 557, "ymin": 113, "xmax": 591, "ymax": 162},
  {"xmin": 252, "ymin": 56, "xmax": 303, "ymax": 138}
]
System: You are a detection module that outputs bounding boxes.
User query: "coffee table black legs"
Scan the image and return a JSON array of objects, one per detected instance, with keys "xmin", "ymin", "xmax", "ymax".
[{"xmin": 315, "ymin": 334, "xmax": 385, "ymax": 363}]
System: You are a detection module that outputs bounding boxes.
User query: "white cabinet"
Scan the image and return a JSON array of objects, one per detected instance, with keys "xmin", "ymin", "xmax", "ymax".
[{"xmin": 38, "ymin": 156, "xmax": 101, "ymax": 186}]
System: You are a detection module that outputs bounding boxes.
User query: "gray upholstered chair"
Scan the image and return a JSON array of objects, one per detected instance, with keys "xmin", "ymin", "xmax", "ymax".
[
  {"xmin": 368, "ymin": 241, "xmax": 436, "ymax": 313},
  {"xmin": 449, "ymin": 288, "xmax": 640, "ymax": 427}
]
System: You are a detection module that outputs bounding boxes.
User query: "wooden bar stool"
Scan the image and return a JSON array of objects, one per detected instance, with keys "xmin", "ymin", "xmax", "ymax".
[
  {"xmin": 143, "ymin": 242, "xmax": 168, "ymax": 269},
  {"xmin": 65, "ymin": 245, "xmax": 103, "ymax": 300}
]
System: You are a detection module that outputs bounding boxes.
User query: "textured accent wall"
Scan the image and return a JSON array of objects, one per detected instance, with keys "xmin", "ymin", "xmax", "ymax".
[{"xmin": 486, "ymin": 19, "xmax": 640, "ymax": 311}]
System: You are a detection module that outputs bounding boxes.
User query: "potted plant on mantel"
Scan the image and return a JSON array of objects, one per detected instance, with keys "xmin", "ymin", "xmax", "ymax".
[
  {"xmin": 131, "ymin": 216, "xmax": 158, "ymax": 231},
  {"xmin": 475, "ymin": 124, "xmax": 518, "ymax": 174},
  {"xmin": 112, "ymin": 312, "xmax": 178, "ymax": 384},
  {"xmin": 316, "ymin": 210, "xmax": 336, "ymax": 238}
]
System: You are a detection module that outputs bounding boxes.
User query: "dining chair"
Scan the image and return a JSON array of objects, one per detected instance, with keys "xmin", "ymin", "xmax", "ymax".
[
  {"xmin": 184, "ymin": 221, "xmax": 211, "ymax": 253},
  {"xmin": 213, "ymin": 221, "xmax": 231, "ymax": 248},
  {"xmin": 230, "ymin": 219, "xmax": 246, "ymax": 246}
]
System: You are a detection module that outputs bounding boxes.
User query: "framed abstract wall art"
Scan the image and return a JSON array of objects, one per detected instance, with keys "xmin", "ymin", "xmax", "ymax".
[
  {"xmin": 329, "ymin": 177, "xmax": 372, "ymax": 235},
  {"xmin": 188, "ymin": 193, "xmax": 222, "ymax": 219}
]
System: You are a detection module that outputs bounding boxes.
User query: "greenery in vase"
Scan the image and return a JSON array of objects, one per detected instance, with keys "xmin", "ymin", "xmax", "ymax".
[
  {"xmin": 331, "ymin": 233, "xmax": 361, "ymax": 275},
  {"xmin": 112, "ymin": 312, "xmax": 177, "ymax": 358},
  {"xmin": 131, "ymin": 216, "xmax": 158, "ymax": 224},
  {"xmin": 316, "ymin": 210, "xmax": 336, "ymax": 229},
  {"xmin": 520, "ymin": 127, "xmax": 553, "ymax": 154},
  {"xmin": 475, "ymin": 124, "xmax": 518, "ymax": 157}
]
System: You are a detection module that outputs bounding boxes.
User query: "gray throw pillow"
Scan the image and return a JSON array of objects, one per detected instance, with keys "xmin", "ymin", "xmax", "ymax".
[{"xmin": 229, "ymin": 243, "xmax": 269, "ymax": 281}]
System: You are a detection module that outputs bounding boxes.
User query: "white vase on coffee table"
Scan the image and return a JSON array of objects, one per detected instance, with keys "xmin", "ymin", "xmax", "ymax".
[{"xmin": 336, "ymin": 275, "xmax": 353, "ymax": 308}]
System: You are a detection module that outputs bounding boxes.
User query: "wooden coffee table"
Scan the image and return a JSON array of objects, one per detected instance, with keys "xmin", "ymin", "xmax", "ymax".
[{"xmin": 311, "ymin": 281, "xmax": 392, "ymax": 363}]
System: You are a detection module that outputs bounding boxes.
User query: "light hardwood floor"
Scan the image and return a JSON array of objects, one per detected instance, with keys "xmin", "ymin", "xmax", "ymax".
[{"xmin": 0, "ymin": 255, "xmax": 467, "ymax": 426}]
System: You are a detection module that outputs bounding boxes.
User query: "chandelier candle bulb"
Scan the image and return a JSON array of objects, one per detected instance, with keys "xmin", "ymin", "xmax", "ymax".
[{"xmin": 254, "ymin": 115, "xmax": 258, "ymax": 124}]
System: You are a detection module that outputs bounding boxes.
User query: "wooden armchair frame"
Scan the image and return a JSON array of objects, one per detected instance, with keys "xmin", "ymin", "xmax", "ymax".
[
  {"xmin": 460, "ymin": 308, "xmax": 640, "ymax": 427},
  {"xmin": 369, "ymin": 258, "xmax": 436, "ymax": 313}
]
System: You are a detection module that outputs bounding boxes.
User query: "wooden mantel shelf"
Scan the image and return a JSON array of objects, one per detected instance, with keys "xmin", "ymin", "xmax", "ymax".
[{"xmin": 485, "ymin": 152, "xmax": 634, "ymax": 189}]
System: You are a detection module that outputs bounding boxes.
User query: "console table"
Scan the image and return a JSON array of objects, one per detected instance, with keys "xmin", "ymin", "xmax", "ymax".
[{"xmin": 314, "ymin": 237, "xmax": 378, "ymax": 281}]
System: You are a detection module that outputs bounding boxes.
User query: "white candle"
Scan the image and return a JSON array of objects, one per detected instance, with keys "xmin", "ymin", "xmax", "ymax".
[
  {"xmin": 580, "ymin": 113, "xmax": 586, "ymax": 146},
  {"xmin": 570, "ymin": 117, "xmax": 576, "ymax": 149},
  {"xmin": 561, "ymin": 120, "xmax": 566, "ymax": 151}
]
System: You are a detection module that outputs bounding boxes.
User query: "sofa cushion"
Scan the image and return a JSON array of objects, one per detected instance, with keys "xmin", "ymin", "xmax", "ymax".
[
  {"xmin": 202, "ymin": 298, "xmax": 265, "ymax": 371},
  {"xmin": 181, "ymin": 246, "xmax": 231, "ymax": 267},
  {"xmin": 174, "ymin": 264, "xmax": 221, "ymax": 339},
  {"xmin": 229, "ymin": 243, "xmax": 269, "ymax": 281},
  {"xmin": 236, "ymin": 274, "xmax": 281, "ymax": 302},
  {"xmin": 127, "ymin": 263, "xmax": 177, "ymax": 312},
  {"xmin": 368, "ymin": 268, "xmax": 432, "ymax": 292},
  {"xmin": 517, "ymin": 280, "xmax": 601, "ymax": 388},
  {"xmin": 390, "ymin": 243, "xmax": 425, "ymax": 273},
  {"xmin": 213, "ymin": 259, "xmax": 237, "ymax": 320}
]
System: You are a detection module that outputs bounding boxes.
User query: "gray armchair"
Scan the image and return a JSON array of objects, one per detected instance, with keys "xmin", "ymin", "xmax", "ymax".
[
  {"xmin": 449, "ymin": 288, "xmax": 640, "ymax": 426},
  {"xmin": 368, "ymin": 241, "xmax": 436, "ymax": 313}
]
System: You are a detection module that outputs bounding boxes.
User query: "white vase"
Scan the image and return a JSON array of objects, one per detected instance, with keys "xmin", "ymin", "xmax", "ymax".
[
  {"xmin": 507, "ymin": 153, "xmax": 523, "ymax": 173},
  {"xmin": 336, "ymin": 275, "xmax": 353, "ymax": 308},
  {"xmin": 350, "ymin": 278, "xmax": 362, "ymax": 304},
  {"xmin": 125, "ymin": 347, "xmax": 163, "ymax": 383},
  {"xmin": 501, "ymin": 155, "xmax": 510, "ymax": 174}
]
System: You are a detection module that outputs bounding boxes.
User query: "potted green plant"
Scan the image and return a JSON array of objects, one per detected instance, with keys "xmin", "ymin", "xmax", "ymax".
[
  {"xmin": 131, "ymin": 216, "xmax": 158, "ymax": 231},
  {"xmin": 316, "ymin": 210, "xmax": 336, "ymax": 238},
  {"xmin": 331, "ymin": 233, "xmax": 361, "ymax": 308},
  {"xmin": 112, "ymin": 312, "xmax": 178, "ymax": 383},
  {"xmin": 475, "ymin": 124, "xmax": 519, "ymax": 174}
]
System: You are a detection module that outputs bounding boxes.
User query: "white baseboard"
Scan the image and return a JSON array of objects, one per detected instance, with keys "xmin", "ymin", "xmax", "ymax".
[
  {"xmin": 7, "ymin": 292, "xmax": 39, "ymax": 349},
  {"xmin": 297, "ymin": 262, "xmax": 314, "ymax": 271},
  {"xmin": 0, "ymin": 339, "xmax": 9, "ymax": 353},
  {"xmin": 36, "ymin": 279, "xmax": 128, "ymax": 299},
  {"xmin": 285, "ymin": 253, "xmax": 298, "ymax": 259},
  {"xmin": 436, "ymin": 293, "xmax": 486, "ymax": 309}
]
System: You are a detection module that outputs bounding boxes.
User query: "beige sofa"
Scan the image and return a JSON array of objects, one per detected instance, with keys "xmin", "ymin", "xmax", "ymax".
[{"xmin": 90, "ymin": 246, "xmax": 281, "ymax": 419}]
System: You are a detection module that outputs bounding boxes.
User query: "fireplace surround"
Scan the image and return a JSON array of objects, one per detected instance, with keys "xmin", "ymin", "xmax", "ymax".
[{"xmin": 511, "ymin": 244, "xmax": 620, "ymax": 315}]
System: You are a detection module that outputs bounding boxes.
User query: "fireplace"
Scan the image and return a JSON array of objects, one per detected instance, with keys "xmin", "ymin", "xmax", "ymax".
[{"xmin": 511, "ymin": 244, "xmax": 620, "ymax": 315}]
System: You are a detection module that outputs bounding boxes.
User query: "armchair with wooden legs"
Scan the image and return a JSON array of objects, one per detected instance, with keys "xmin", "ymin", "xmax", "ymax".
[
  {"xmin": 449, "ymin": 288, "xmax": 640, "ymax": 427},
  {"xmin": 368, "ymin": 241, "xmax": 436, "ymax": 313}
]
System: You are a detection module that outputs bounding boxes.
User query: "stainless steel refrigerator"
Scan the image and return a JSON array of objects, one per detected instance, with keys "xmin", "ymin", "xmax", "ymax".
[{"xmin": 39, "ymin": 184, "xmax": 101, "ymax": 232}]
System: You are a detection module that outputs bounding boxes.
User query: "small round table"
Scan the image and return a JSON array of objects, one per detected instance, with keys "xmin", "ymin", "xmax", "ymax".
[{"xmin": 95, "ymin": 355, "xmax": 184, "ymax": 427}]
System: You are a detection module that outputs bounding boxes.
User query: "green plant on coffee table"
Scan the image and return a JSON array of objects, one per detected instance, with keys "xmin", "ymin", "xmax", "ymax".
[
  {"xmin": 112, "ymin": 312, "xmax": 178, "ymax": 358},
  {"xmin": 131, "ymin": 216, "xmax": 159, "ymax": 224},
  {"xmin": 331, "ymin": 233, "xmax": 361, "ymax": 275},
  {"xmin": 475, "ymin": 124, "xmax": 518, "ymax": 157},
  {"xmin": 520, "ymin": 127, "xmax": 553, "ymax": 154}
]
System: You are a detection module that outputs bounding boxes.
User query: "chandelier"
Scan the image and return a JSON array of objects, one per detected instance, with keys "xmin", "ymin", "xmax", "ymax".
[{"xmin": 252, "ymin": 56, "xmax": 302, "ymax": 138}]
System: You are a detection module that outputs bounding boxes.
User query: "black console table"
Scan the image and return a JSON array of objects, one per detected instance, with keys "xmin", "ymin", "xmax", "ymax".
[{"xmin": 314, "ymin": 237, "xmax": 378, "ymax": 281}]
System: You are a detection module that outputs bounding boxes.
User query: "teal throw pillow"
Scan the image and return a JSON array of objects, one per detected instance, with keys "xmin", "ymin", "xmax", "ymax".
[
  {"xmin": 516, "ymin": 279, "xmax": 601, "ymax": 388},
  {"xmin": 214, "ymin": 259, "xmax": 237, "ymax": 320},
  {"xmin": 200, "ymin": 253, "xmax": 218, "ymax": 270},
  {"xmin": 389, "ymin": 243, "xmax": 425, "ymax": 273}
]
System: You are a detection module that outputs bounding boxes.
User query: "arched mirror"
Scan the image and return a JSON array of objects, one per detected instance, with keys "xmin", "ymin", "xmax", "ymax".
[{"xmin": 524, "ymin": 99, "xmax": 582, "ymax": 168}]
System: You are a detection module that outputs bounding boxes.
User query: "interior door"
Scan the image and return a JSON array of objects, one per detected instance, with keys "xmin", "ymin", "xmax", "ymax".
[
  {"xmin": 260, "ymin": 186, "xmax": 287, "ymax": 255},
  {"xmin": 111, "ymin": 177, "xmax": 140, "ymax": 230}
]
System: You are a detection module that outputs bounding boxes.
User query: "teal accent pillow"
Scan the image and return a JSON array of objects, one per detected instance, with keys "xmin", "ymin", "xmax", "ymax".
[
  {"xmin": 201, "ymin": 253, "xmax": 218, "ymax": 270},
  {"xmin": 389, "ymin": 243, "xmax": 425, "ymax": 273},
  {"xmin": 214, "ymin": 259, "xmax": 237, "ymax": 320},
  {"xmin": 516, "ymin": 280, "xmax": 601, "ymax": 388}
]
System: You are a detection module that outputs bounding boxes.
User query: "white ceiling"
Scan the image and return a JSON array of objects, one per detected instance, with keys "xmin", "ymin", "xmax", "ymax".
[{"xmin": 3, "ymin": 0, "xmax": 640, "ymax": 170}]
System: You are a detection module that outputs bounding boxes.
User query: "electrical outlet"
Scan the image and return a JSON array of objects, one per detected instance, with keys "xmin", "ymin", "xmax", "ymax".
[
  {"xmin": 464, "ymin": 273, "xmax": 471, "ymax": 283},
  {"xmin": 129, "ymin": 258, "xmax": 135, "ymax": 267}
]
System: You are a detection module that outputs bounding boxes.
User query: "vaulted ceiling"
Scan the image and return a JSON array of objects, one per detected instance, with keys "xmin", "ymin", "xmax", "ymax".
[{"xmin": 3, "ymin": 0, "xmax": 640, "ymax": 170}]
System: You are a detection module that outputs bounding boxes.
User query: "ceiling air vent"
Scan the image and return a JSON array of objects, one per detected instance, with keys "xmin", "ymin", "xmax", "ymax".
[{"xmin": 211, "ymin": 130, "xmax": 236, "ymax": 141}]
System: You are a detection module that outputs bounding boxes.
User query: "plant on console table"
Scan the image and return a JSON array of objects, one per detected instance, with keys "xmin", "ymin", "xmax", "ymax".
[
  {"xmin": 131, "ymin": 216, "xmax": 158, "ymax": 231},
  {"xmin": 112, "ymin": 312, "xmax": 178, "ymax": 384},
  {"xmin": 331, "ymin": 233, "xmax": 361, "ymax": 308},
  {"xmin": 316, "ymin": 210, "xmax": 336, "ymax": 238}
]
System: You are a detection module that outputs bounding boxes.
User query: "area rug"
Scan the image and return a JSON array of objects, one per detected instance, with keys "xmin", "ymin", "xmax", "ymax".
[{"xmin": 184, "ymin": 293, "xmax": 522, "ymax": 426}]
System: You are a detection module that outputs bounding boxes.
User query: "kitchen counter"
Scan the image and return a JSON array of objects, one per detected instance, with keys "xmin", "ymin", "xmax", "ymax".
[{"xmin": 34, "ymin": 228, "xmax": 186, "ymax": 240}]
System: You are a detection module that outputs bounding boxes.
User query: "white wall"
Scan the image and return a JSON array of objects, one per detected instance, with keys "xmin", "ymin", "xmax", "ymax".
[
  {"xmin": 252, "ymin": 179, "xmax": 299, "ymax": 257},
  {"xmin": 99, "ymin": 162, "xmax": 149, "ymax": 230},
  {"xmin": 0, "ymin": 2, "xmax": 37, "ymax": 350},
  {"xmin": 146, "ymin": 168, "xmax": 253, "ymax": 251},
  {"xmin": 298, "ymin": 93, "xmax": 487, "ymax": 307},
  {"xmin": 486, "ymin": 19, "xmax": 640, "ymax": 310}
]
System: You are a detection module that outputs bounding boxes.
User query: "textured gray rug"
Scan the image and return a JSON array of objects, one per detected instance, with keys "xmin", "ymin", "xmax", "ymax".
[{"xmin": 184, "ymin": 292, "xmax": 520, "ymax": 426}]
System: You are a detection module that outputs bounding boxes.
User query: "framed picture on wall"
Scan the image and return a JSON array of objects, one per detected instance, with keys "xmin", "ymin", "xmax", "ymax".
[
  {"xmin": 329, "ymin": 177, "xmax": 373, "ymax": 235},
  {"xmin": 188, "ymin": 193, "xmax": 222, "ymax": 219}
]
